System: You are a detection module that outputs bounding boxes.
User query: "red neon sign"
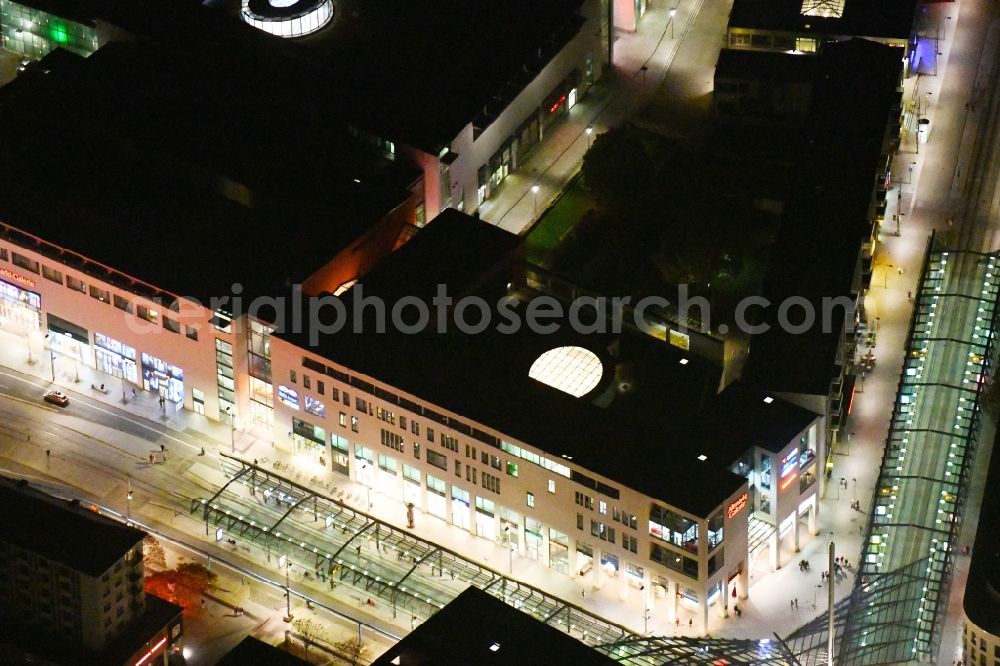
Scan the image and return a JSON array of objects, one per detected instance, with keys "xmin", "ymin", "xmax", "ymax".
[
  {"xmin": 0, "ymin": 266, "xmax": 35, "ymax": 289},
  {"xmin": 135, "ymin": 636, "xmax": 167, "ymax": 666},
  {"xmin": 549, "ymin": 95, "xmax": 567, "ymax": 113},
  {"xmin": 847, "ymin": 384, "xmax": 857, "ymax": 415},
  {"xmin": 726, "ymin": 492, "xmax": 748, "ymax": 520}
]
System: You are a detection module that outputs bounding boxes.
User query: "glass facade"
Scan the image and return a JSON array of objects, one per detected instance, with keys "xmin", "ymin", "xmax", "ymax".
[
  {"xmin": 0, "ymin": 0, "xmax": 99, "ymax": 59},
  {"xmin": 240, "ymin": 0, "xmax": 333, "ymax": 38}
]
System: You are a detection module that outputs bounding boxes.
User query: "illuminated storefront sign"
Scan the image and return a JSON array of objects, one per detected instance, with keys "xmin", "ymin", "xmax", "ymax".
[
  {"xmin": 726, "ymin": 492, "xmax": 748, "ymax": 520},
  {"xmin": 780, "ymin": 448, "xmax": 800, "ymax": 478},
  {"xmin": 304, "ymin": 395, "xmax": 326, "ymax": 418},
  {"xmin": 0, "ymin": 267, "xmax": 36, "ymax": 289},
  {"xmin": 134, "ymin": 636, "xmax": 167, "ymax": 666},
  {"xmin": 0, "ymin": 276, "xmax": 41, "ymax": 310},
  {"xmin": 278, "ymin": 385, "xmax": 299, "ymax": 409}
]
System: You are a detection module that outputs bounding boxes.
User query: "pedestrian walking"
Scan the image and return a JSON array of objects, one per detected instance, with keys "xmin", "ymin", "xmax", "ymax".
[
  {"xmin": 675, "ymin": 618, "xmax": 680, "ymax": 627},
  {"xmin": 794, "ymin": 598, "xmax": 798, "ymax": 609},
  {"xmin": 200, "ymin": 598, "xmax": 205, "ymax": 608},
  {"xmin": 907, "ymin": 291, "xmax": 913, "ymax": 302},
  {"xmin": 688, "ymin": 618, "xmax": 693, "ymax": 628},
  {"xmin": 45, "ymin": 449, "xmax": 50, "ymax": 458},
  {"xmin": 790, "ymin": 599, "xmax": 795, "ymax": 611}
]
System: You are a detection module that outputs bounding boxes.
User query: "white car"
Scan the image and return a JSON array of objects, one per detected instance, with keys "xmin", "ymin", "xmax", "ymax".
[{"xmin": 44, "ymin": 390, "xmax": 69, "ymax": 407}]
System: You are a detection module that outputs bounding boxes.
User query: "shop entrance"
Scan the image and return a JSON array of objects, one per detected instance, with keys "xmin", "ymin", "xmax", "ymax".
[{"xmin": 0, "ymin": 277, "xmax": 41, "ymax": 334}]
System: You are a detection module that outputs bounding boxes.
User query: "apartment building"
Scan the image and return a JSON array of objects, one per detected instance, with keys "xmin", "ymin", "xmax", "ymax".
[{"xmin": 0, "ymin": 477, "xmax": 182, "ymax": 665}]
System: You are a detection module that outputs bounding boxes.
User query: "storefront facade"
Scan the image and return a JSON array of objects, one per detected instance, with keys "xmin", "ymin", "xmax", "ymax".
[
  {"xmin": 268, "ymin": 337, "xmax": 751, "ymax": 630},
  {"xmin": 0, "ymin": 226, "xmax": 232, "ymax": 423}
]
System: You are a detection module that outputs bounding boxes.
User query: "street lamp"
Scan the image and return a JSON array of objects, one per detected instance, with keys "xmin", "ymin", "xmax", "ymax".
[
  {"xmin": 504, "ymin": 526, "xmax": 513, "ymax": 574},
  {"xmin": 585, "ymin": 124, "xmax": 594, "ymax": 149},
  {"xmin": 531, "ymin": 184, "xmax": 540, "ymax": 215},
  {"xmin": 226, "ymin": 406, "xmax": 236, "ymax": 454},
  {"xmin": 669, "ymin": 8, "xmax": 677, "ymax": 39},
  {"xmin": 360, "ymin": 464, "xmax": 372, "ymax": 510},
  {"xmin": 26, "ymin": 331, "xmax": 33, "ymax": 364},
  {"xmin": 279, "ymin": 554, "xmax": 292, "ymax": 622},
  {"xmin": 126, "ymin": 478, "xmax": 133, "ymax": 523}
]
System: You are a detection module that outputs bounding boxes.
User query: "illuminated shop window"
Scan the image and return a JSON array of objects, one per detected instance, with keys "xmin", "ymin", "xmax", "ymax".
[{"xmin": 528, "ymin": 346, "xmax": 603, "ymax": 398}]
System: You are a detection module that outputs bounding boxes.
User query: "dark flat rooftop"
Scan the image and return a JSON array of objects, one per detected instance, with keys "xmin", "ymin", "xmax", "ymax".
[
  {"xmin": 744, "ymin": 40, "xmax": 902, "ymax": 395},
  {"xmin": 0, "ymin": 477, "xmax": 145, "ymax": 578},
  {"xmin": 729, "ymin": 0, "xmax": 917, "ymax": 40},
  {"xmin": 373, "ymin": 587, "xmax": 618, "ymax": 666},
  {"xmin": 963, "ymin": 427, "xmax": 1000, "ymax": 636},
  {"xmin": 293, "ymin": 0, "xmax": 585, "ymax": 150},
  {"xmin": 216, "ymin": 636, "xmax": 312, "ymax": 666},
  {"xmin": 716, "ymin": 48, "xmax": 819, "ymax": 82},
  {"xmin": 279, "ymin": 211, "xmax": 745, "ymax": 517},
  {"xmin": 0, "ymin": 39, "xmax": 416, "ymax": 304},
  {"xmin": 696, "ymin": 381, "xmax": 820, "ymax": 465}
]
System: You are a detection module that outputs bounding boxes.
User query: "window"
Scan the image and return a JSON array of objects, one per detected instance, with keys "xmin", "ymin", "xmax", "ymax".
[
  {"xmin": 137, "ymin": 304, "xmax": 159, "ymax": 322},
  {"xmin": 317, "ymin": 380, "xmax": 325, "ymax": 395},
  {"xmin": 380, "ymin": 428, "xmax": 404, "ymax": 452},
  {"xmin": 482, "ymin": 472, "xmax": 500, "ymax": 494},
  {"xmin": 67, "ymin": 275, "xmax": 86, "ymax": 293},
  {"xmin": 414, "ymin": 443, "xmax": 421, "ymax": 459},
  {"xmin": 403, "ymin": 464, "xmax": 420, "ymax": 483},
  {"xmin": 113, "ymin": 295, "xmax": 132, "ymax": 313},
  {"xmin": 577, "ymin": 514, "xmax": 584, "ymax": 530},
  {"xmin": 377, "ymin": 454, "xmax": 397, "ymax": 475},
  {"xmin": 89, "ymin": 285, "xmax": 110, "ymax": 303},
  {"xmin": 426, "ymin": 449, "xmax": 447, "ymax": 470},
  {"xmin": 356, "ymin": 397, "xmax": 367, "ymax": 412},
  {"xmin": 547, "ymin": 479, "xmax": 555, "ymax": 494},
  {"xmin": 506, "ymin": 461, "xmax": 519, "ymax": 477},
  {"xmin": 427, "ymin": 474, "xmax": 446, "ymax": 495},
  {"xmin": 42, "ymin": 265, "xmax": 63, "ymax": 284},
  {"xmin": 303, "ymin": 375, "xmax": 311, "ymax": 389},
  {"xmin": 427, "ymin": 427, "xmax": 435, "ymax": 442},
  {"xmin": 441, "ymin": 434, "xmax": 458, "ymax": 451},
  {"xmin": 185, "ymin": 325, "xmax": 199, "ymax": 341},
  {"xmin": 526, "ymin": 492, "xmax": 535, "ymax": 508},
  {"xmin": 623, "ymin": 534, "xmax": 638, "ymax": 553},
  {"xmin": 455, "ymin": 460, "xmax": 462, "ymax": 477},
  {"xmin": 163, "ymin": 317, "xmax": 180, "ymax": 334},
  {"xmin": 343, "ymin": 392, "xmax": 350, "ymax": 406},
  {"xmin": 0, "ymin": 247, "xmax": 6, "ymax": 261},
  {"xmin": 399, "ymin": 415, "xmax": 407, "ymax": 429},
  {"xmin": 290, "ymin": 370, "xmax": 297, "ymax": 383},
  {"xmin": 412, "ymin": 421, "xmax": 420, "ymax": 435},
  {"xmin": 332, "ymin": 387, "xmax": 340, "ymax": 401},
  {"xmin": 339, "ymin": 412, "xmax": 347, "ymax": 427},
  {"xmin": 11, "ymin": 252, "xmax": 39, "ymax": 274},
  {"xmin": 599, "ymin": 501, "xmax": 607, "ymax": 515},
  {"xmin": 377, "ymin": 407, "xmax": 395, "ymax": 425},
  {"xmin": 350, "ymin": 415, "xmax": 359, "ymax": 432}
]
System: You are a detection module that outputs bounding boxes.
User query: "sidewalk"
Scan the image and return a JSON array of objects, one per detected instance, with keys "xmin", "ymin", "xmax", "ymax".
[{"xmin": 478, "ymin": 0, "xmax": 710, "ymax": 235}]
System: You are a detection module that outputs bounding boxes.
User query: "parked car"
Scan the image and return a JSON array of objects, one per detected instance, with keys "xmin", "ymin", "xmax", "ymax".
[
  {"xmin": 44, "ymin": 390, "xmax": 69, "ymax": 407},
  {"xmin": 16, "ymin": 58, "xmax": 30, "ymax": 73}
]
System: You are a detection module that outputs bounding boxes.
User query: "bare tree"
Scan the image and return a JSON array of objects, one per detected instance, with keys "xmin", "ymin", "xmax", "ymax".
[
  {"xmin": 332, "ymin": 637, "xmax": 368, "ymax": 666},
  {"xmin": 142, "ymin": 535, "xmax": 167, "ymax": 571},
  {"xmin": 293, "ymin": 617, "xmax": 326, "ymax": 654}
]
